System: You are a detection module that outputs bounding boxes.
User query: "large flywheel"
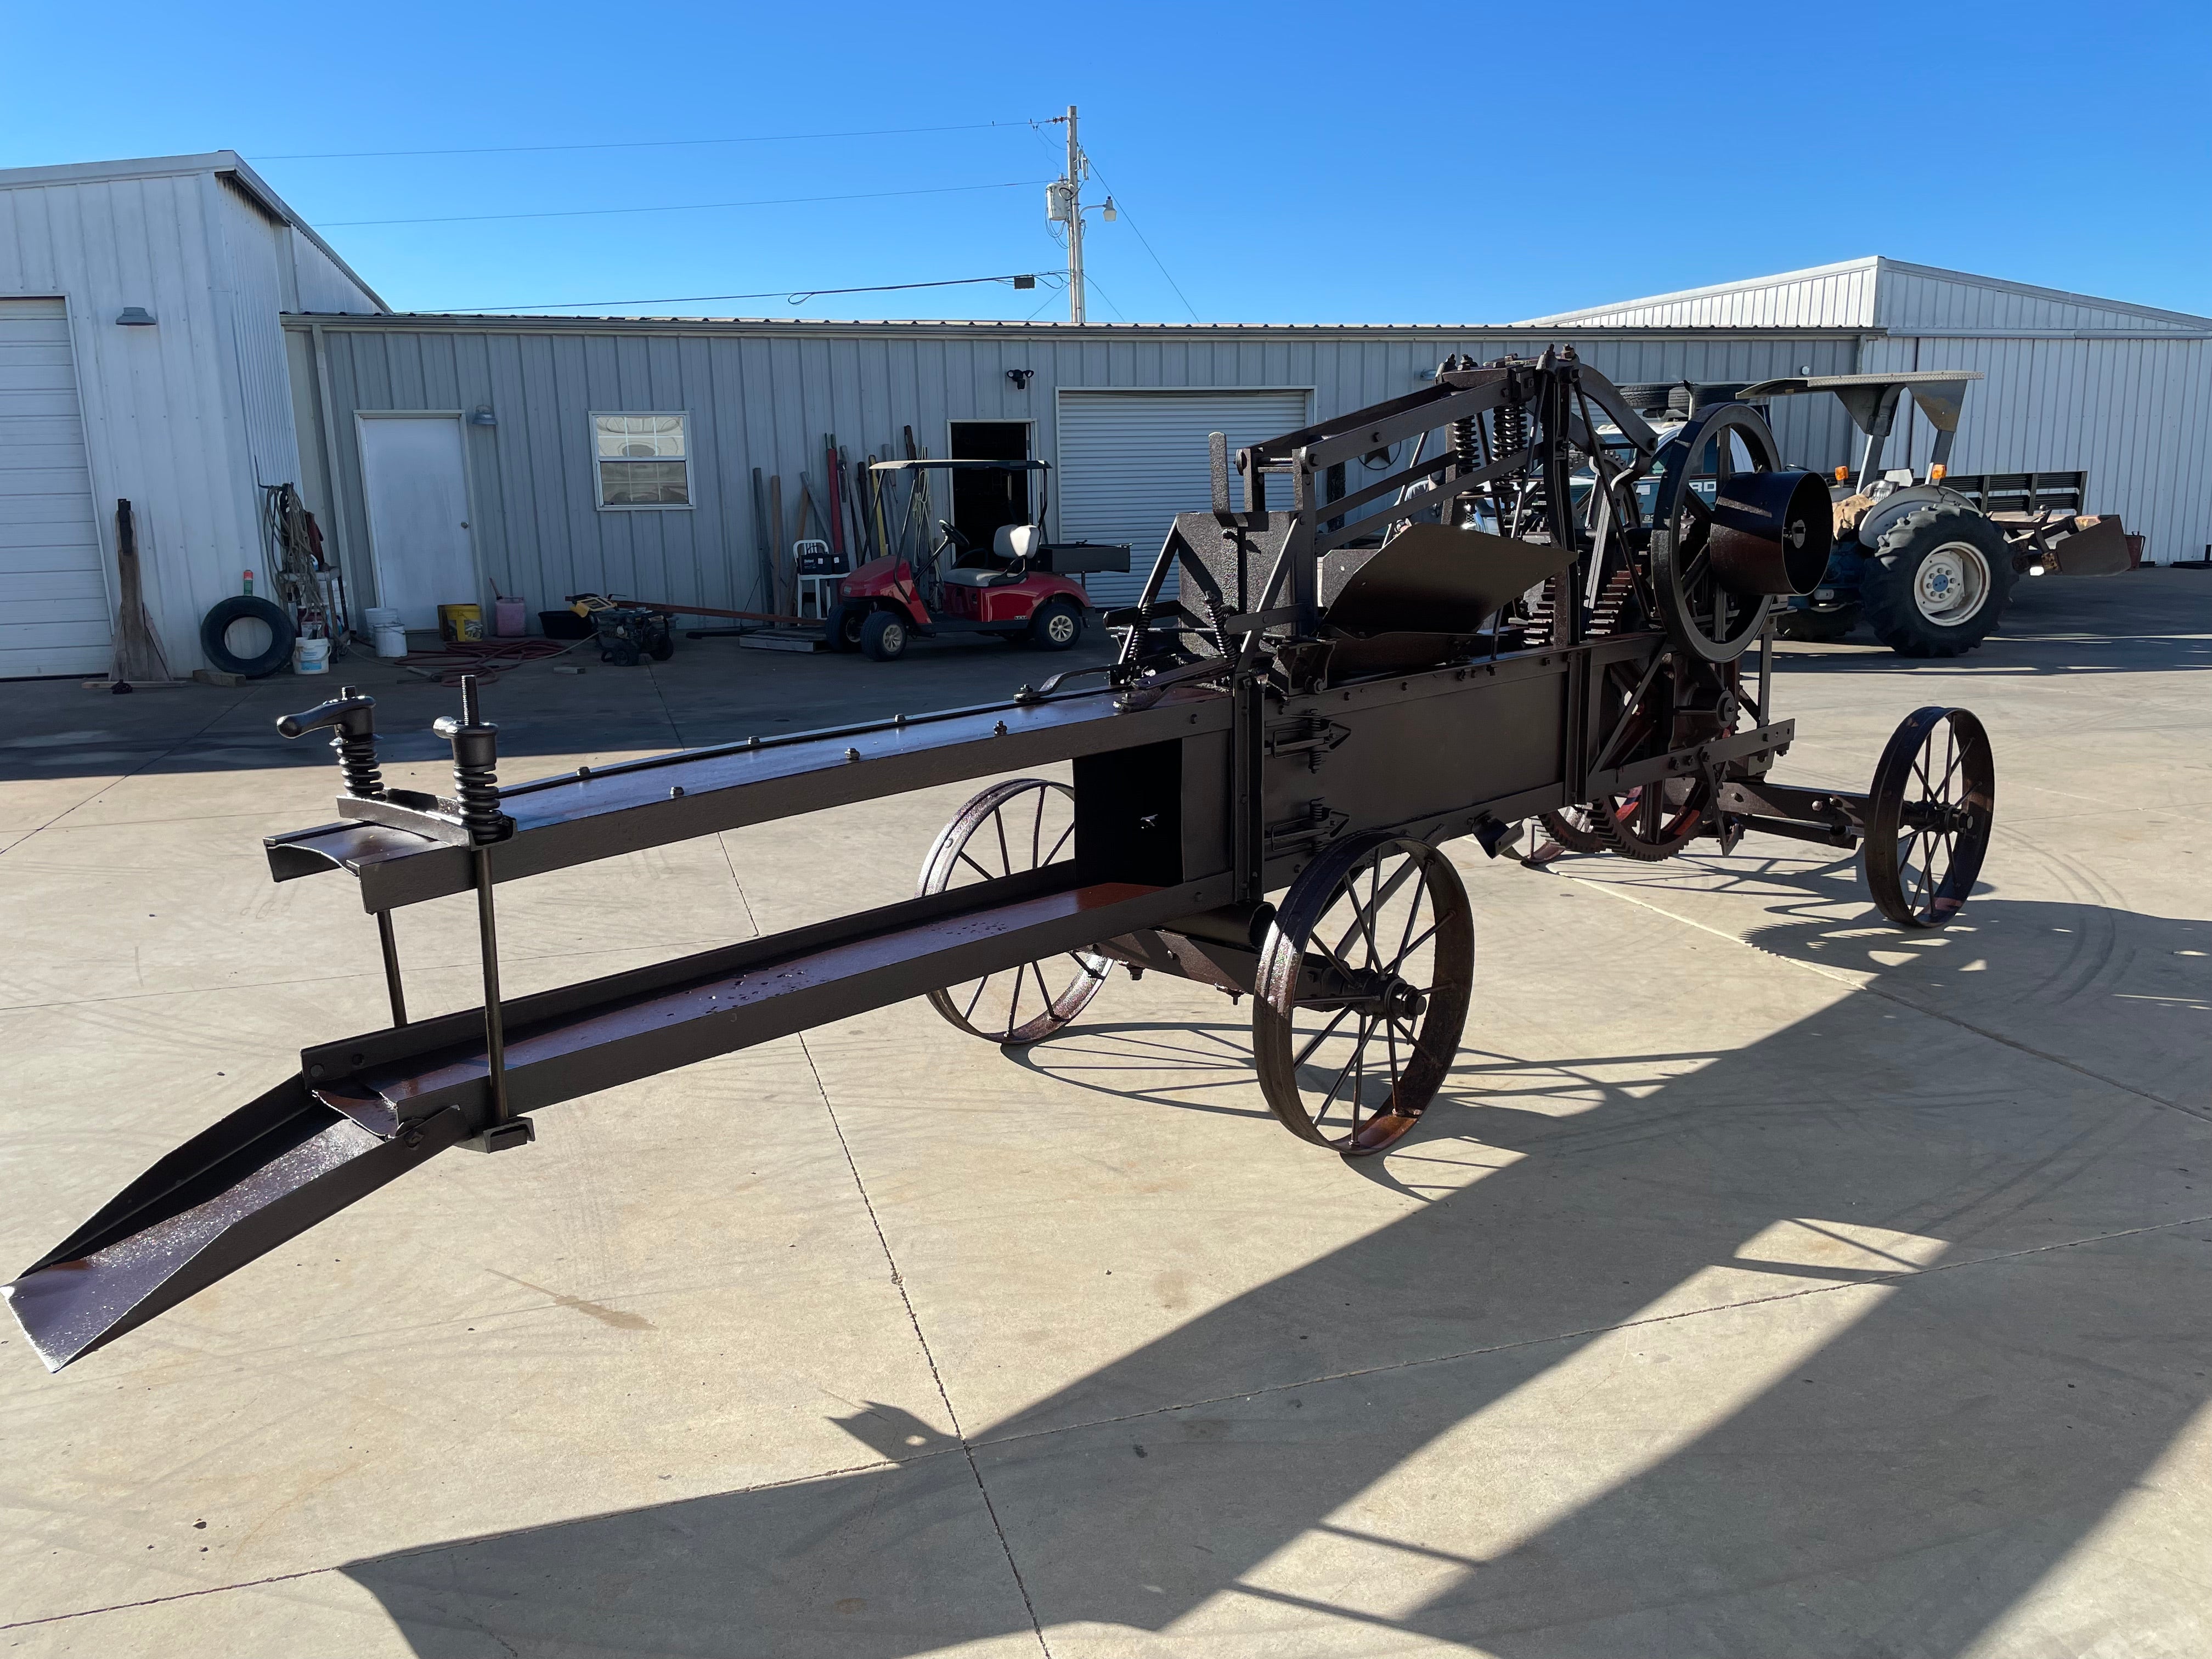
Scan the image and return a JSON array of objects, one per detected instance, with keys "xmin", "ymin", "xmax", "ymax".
[{"xmin": 1649, "ymin": 404, "xmax": 1828, "ymax": 664}]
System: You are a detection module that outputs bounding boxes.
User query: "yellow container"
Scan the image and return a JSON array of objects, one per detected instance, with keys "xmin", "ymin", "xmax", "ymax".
[{"xmin": 438, "ymin": 603, "xmax": 484, "ymax": 644}]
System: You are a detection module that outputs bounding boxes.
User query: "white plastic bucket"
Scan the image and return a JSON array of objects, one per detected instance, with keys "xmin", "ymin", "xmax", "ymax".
[
  {"xmin": 373, "ymin": 622, "xmax": 408, "ymax": 659},
  {"xmin": 294, "ymin": 637, "xmax": 332, "ymax": 675},
  {"xmin": 362, "ymin": 606, "xmax": 400, "ymax": 631}
]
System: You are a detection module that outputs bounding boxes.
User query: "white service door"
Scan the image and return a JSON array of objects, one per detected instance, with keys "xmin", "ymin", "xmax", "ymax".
[
  {"xmin": 0, "ymin": 298, "xmax": 112, "ymax": 678},
  {"xmin": 1055, "ymin": 390, "xmax": 1312, "ymax": 608},
  {"xmin": 359, "ymin": 415, "xmax": 473, "ymax": 629}
]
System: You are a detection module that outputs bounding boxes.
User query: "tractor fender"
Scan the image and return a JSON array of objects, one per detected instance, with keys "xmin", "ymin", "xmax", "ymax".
[{"xmin": 1855, "ymin": 485, "xmax": 1979, "ymax": 553}]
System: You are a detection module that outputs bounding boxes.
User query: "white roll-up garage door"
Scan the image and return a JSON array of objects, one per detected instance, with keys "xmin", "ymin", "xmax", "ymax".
[
  {"xmin": 1056, "ymin": 389, "xmax": 1312, "ymax": 608},
  {"xmin": 0, "ymin": 298, "xmax": 110, "ymax": 678}
]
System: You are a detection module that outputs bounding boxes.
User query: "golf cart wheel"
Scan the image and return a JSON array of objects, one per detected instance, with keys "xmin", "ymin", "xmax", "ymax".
[
  {"xmin": 832, "ymin": 603, "xmax": 866, "ymax": 652},
  {"xmin": 918, "ymin": 778, "xmax": 1109, "ymax": 1045},
  {"xmin": 860, "ymin": 609, "xmax": 908, "ymax": 661},
  {"xmin": 1863, "ymin": 706, "xmax": 1995, "ymax": 930},
  {"xmin": 1030, "ymin": 597, "xmax": 1084, "ymax": 651},
  {"xmin": 1252, "ymin": 834, "xmax": 1473, "ymax": 1157},
  {"xmin": 1861, "ymin": 505, "xmax": 2011, "ymax": 658}
]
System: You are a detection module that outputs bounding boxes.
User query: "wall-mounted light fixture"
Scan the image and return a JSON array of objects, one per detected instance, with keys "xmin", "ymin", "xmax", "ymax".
[
  {"xmin": 115, "ymin": 307, "xmax": 156, "ymax": 326},
  {"xmin": 468, "ymin": 405, "xmax": 498, "ymax": 427},
  {"xmin": 1006, "ymin": 369, "xmax": 1034, "ymax": 391}
]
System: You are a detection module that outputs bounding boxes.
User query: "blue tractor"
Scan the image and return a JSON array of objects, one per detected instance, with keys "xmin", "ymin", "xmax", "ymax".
[{"xmin": 1734, "ymin": 371, "xmax": 2132, "ymax": 656}]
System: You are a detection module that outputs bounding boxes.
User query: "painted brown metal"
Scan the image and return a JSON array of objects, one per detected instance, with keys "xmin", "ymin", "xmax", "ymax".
[{"xmin": 8, "ymin": 351, "xmax": 1994, "ymax": 1372}]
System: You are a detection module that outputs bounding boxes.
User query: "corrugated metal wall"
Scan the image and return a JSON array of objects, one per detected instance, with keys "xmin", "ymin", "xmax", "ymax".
[
  {"xmin": 0, "ymin": 161, "xmax": 385, "ymax": 675},
  {"xmin": 294, "ymin": 320, "xmax": 1860, "ymax": 622}
]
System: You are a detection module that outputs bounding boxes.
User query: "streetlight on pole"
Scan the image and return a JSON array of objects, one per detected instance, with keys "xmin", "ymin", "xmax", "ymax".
[{"xmin": 1044, "ymin": 105, "xmax": 1110, "ymax": 325}]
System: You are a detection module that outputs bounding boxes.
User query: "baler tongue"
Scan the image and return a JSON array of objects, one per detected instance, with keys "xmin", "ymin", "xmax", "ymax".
[{"xmin": 3, "ymin": 1080, "xmax": 465, "ymax": 1371}]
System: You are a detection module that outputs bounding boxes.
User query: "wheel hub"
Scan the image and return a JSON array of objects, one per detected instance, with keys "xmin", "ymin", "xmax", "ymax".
[{"xmin": 1912, "ymin": 542, "xmax": 1990, "ymax": 625}]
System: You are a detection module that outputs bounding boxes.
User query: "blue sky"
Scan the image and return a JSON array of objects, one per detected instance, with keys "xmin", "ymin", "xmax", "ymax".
[{"xmin": 4, "ymin": 0, "xmax": 2206, "ymax": 324}]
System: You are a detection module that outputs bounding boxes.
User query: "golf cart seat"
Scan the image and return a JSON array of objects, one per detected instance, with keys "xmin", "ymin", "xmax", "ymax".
[{"xmin": 943, "ymin": 524, "xmax": 1043, "ymax": 588}]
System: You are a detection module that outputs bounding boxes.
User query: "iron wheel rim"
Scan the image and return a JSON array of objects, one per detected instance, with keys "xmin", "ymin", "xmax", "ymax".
[
  {"xmin": 918, "ymin": 778, "xmax": 1109, "ymax": 1043},
  {"xmin": 1251, "ymin": 834, "xmax": 1474, "ymax": 1156}
]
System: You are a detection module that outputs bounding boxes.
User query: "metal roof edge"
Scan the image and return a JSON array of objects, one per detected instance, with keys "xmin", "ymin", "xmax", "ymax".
[
  {"xmin": 279, "ymin": 312, "xmax": 1877, "ymax": 341},
  {"xmin": 1511, "ymin": 257, "xmax": 1886, "ymax": 326},
  {"xmin": 1874, "ymin": 257, "xmax": 2212, "ymax": 331},
  {"xmin": 0, "ymin": 149, "xmax": 390, "ymax": 314},
  {"xmin": 215, "ymin": 156, "xmax": 391, "ymax": 314}
]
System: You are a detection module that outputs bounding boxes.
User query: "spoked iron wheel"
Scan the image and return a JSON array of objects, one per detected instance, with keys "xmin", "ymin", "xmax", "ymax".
[
  {"xmin": 1252, "ymin": 834, "xmax": 1474, "ymax": 1156},
  {"xmin": 1863, "ymin": 706, "xmax": 1995, "ymax": 929},
  {"xmin": 918, "ymin": 778, "xmax": 1110, "ymax": 1043},
  {"xmin": 1650, "ymin": 404, "xmax": 1784, "ymax": 664}
]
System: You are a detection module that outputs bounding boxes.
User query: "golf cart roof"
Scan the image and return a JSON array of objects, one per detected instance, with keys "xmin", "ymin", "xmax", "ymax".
[{"xmin": 868, "ymin": 458, "xmax": 1049, "ymax": 473}]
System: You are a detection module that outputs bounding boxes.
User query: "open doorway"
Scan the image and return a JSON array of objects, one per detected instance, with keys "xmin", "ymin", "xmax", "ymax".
[{"xmin": 947, "ymin": 421, "xmax": 1031, "ymax": 548}]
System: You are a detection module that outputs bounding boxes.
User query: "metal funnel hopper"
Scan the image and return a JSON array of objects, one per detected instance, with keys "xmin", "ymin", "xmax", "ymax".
[{"xmin": 3, "ymin": 1079, "xmax": 466, "ymax": 1372}]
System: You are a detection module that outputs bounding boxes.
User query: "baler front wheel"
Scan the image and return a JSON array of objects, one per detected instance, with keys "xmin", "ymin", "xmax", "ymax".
[
  {"xmin": 1863, "ymin": 706, "xmax": 1995, "ymax": 929},
  {"xmin": 917, "ymin": 778, "xmax": 1110, "ymax": 1045},
  {"xmin": 1252, "ymin": 834, "xmax": 1473, "ymax": 1156}
]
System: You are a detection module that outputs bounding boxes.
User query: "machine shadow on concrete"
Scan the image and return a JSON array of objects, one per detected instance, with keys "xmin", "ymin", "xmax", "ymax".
[{"xmin": 337, "ymin": 878, "xmax": 2212, "ymax": 1657}]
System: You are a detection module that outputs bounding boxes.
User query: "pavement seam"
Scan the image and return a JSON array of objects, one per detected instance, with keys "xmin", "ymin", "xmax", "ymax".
[
  {"xmin": 797, "ymin": 1027, "xmax": 1058, "ymax": 1658},
  {"xmin": 1560, "ymin": 867, "xmax": 2210, "ymax": 1124},
  {"xmin": 963, "ymin": 1210, "xmax": 2212, "ymax": 1453}
]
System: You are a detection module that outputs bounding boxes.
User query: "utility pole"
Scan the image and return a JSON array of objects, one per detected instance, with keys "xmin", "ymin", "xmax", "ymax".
[{"xmin": 1063, "ymin": 105, "xmax": 1085, "ymax": 324}]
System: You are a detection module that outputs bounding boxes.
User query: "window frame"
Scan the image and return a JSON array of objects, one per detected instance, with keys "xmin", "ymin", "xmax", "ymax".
[{"xmin": 589, "ymin": 410, "xmax": 695, "ymax": 512}]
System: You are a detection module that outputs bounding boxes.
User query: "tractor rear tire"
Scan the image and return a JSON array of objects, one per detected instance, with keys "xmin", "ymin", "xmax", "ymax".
[
  {"xmin": 859, "ymin": 609, "xmax": 909, "ymax": 662},
  {"xmin": 1861, "ymin": 505, "xmax": 2012, "ymax": 658}
]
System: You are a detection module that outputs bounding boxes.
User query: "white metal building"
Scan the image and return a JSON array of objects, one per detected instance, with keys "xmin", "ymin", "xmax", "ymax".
[
  {"xmin": 3, "ymin": 148, "xmax": 2206, "ymax": 678},
  {"xmin": 1523, "ymin": 257, "xmax": 2212, "ymax": 563},
  {"xmin": 0, "ymin": 153, "xmax": 381, "ymax": 677}
]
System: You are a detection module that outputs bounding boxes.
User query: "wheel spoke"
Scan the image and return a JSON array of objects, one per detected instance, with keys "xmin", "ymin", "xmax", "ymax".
[
  {"xmin": 992, "ymin": 810, "xmax": 1013, "ymax": 878},
  {"xmin": 1043, "ymin": 820, "xmax": 1075, "ymax": 865},
  {"xmin": 962, "ymin": 973, "xmax": 995, "ymax": 1025},
  {"xmin": 1294, "ymin": 1005, "xmax": 1356, "ymax": 1069},
  {"xmin": 1031, "ymin": 787, "xmax": 1045, "ymax": 868},
  {"xmin": 955, "ymin": 849, "xmax": 996, "ymax": 884}
]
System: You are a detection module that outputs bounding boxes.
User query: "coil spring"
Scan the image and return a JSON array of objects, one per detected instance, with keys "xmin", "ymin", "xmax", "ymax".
[
  {"xmin": 332, "ymin": 730, "xmax": 385, "ymax": 800},
  {"xmin": 453, "ymin": 753, "xmax": 502, "ymax": 844},
  {"xmin": 1493, "ymin": 399, "xmax": 1529, "ymax": 459}
]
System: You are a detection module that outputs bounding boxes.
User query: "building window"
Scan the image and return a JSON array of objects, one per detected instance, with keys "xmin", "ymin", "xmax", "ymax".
[{"xmin": 592, "ymin": 413, "xmax": 690, "ymax": 507}]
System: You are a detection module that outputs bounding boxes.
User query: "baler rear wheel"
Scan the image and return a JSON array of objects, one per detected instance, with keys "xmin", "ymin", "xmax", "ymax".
[
  {"xmin": 1252, "ymin": 834, "xmax": 1473, "ymax": 1156},
  {"xmin": 918, "ymin": 778, "xmax": 1110, "ymax": 1045}
]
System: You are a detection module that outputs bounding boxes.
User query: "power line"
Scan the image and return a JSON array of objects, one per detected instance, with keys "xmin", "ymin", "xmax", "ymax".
[
  {"xmin": 324, "ymin": 179, "xmax": 1050, "ymax": 228},
  {"xmin": 450, "ymin": 271, "xmax": 1068, "ymax": 313},
  {"xmin": 1085, "ymin": 164, "xmax": 1201, "ymax": 323},
  {"xmin": 259, "ymin": 119, "xmax": 1039, "ymax": 162}
]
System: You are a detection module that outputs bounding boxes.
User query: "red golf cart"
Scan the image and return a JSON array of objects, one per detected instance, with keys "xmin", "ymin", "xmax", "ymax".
[{"xmin": 833, "ymin": 459, "xmax": 1128, "ymax": 661}]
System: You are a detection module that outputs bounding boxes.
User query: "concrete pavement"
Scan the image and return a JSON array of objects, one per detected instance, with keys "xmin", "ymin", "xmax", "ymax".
[{"xmin": 1, "ymin": 577, "xmax": 2206, "ymax": 1656}]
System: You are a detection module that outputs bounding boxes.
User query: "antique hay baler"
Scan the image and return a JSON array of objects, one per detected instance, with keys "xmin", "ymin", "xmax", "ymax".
[{"xmin": 5, "ymin": 352, "xmax": 1996, "ymax": 1371}]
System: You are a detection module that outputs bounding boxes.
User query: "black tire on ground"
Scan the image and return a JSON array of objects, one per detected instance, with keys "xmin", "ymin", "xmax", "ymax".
[
  {"xmin": 831, "ymin": 603, "xmax": 866, "ymax": 652},
  {"xmin": 1776, "ymin": 605, "xmax": 1861, "ymax": 643},
  {"xmin": 605, "ymin": 640, "xmax": 640, "ymax": 667},
  {"xmin": 1861, "ymin": 504, "xmax": 2013, "ymax": 658},
  {"xmin": 1029, "ymin": 597, "xmax": 1083, "ymax": 651},
  {"xmin": 860, "ymin": 608, "xmax": 909, "ymax": 661},
  {"xmin": 199, "ymin": 595, "xmax": 297, "ymax": 678}
]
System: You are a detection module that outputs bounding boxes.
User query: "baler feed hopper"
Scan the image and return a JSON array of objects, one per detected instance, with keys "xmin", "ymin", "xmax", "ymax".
[{"xmin": 8, "ymin": 351, "xmax": 1996, "ymax": 1370}]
